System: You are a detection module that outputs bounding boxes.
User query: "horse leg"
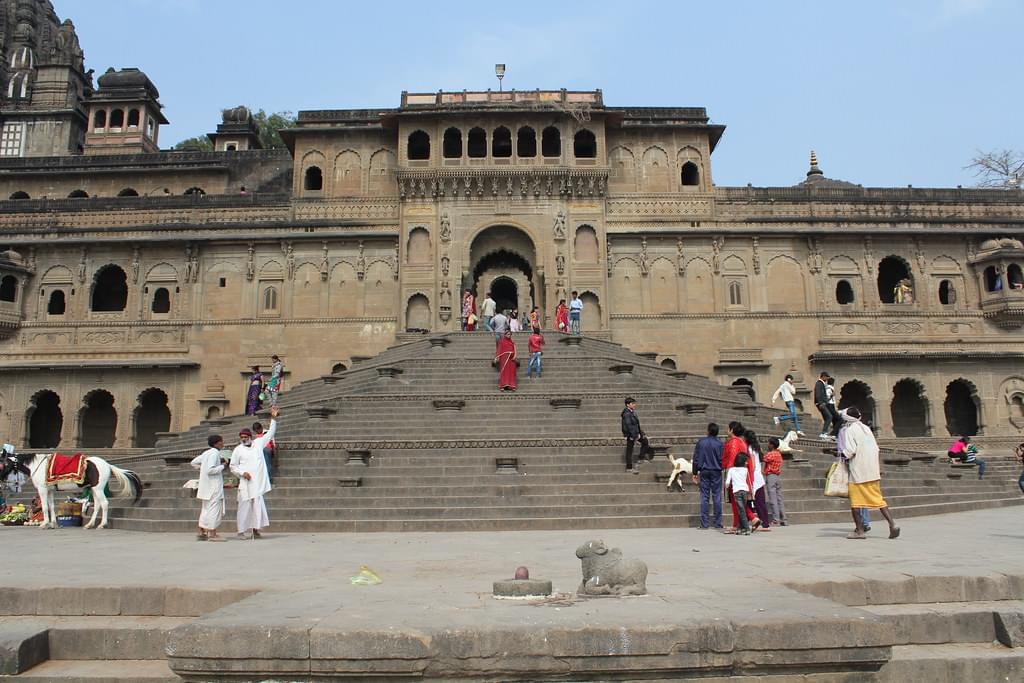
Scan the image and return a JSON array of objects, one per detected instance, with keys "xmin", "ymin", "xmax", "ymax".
[
  {"xmin": 95, "ymin": 488, "xmax": 109, "ymax": 529},
  {"xmin": 44, "ymin": 489, "xmax": 57, "ymax": 529},
  {"xmin": 84, "ymin": 491, "xmax": 101, "ymax": 528}
]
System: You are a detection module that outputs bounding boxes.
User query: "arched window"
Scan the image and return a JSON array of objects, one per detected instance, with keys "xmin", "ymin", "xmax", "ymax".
[
  {"xmin": 47, "ymin": 289, "xmax": 65, "ymax": 315},
  {"xmin": 442, "ymin": 128, "xmax": 462, "ymax": 158},
  {"xmin": 1009, "ymin": 264, "xmax": 1023, "ymax": 289},
  {"xmin": 262, "ymin": 286, "xmax": 279, "ymax": 312},
  {"xmin": 93, "ymin": 110, "xmax": 107, "ymax": 130},
  {"xmin": 28, "ymin": 390, "xmax": 63, "ymax": 448},
  {"xmin": 891, "ymin": 378, "xmax": 929, "ymax": 437},
  {"xmin": 109, "ymin": 109, "xmax": 124, "ymax": 128},
  {"xmin": 877, "ymin": 256, "xmax": 913, "ymax": 303},
  {"xmin": 660, "ymin": 358, "xmax": 677, "ymax": 371},
  {"xmin": 331, "ymin": 362, "xmax": 349, "ymax": 374},
  {"xmin": 8, "ymin": 191, "xmax": 29, "ymax": 199},
  {"xmin": 517, "ymin": 127, "xmax": 536, "ymax": 157},
  {"xmin": 407, "ymin": 130, "xmax": 430, "ymax": 160},
  {"xmin": 467, "ymin": 127, "xmax": 486, "ymax": 158},
  {"xmin": 728, "ymin": 281, "xmax": 742, "ymax": 306},
  {"xmin": 836, "ymin": 279, "xmax": 855, "ymax": 304},
  {"xmin": 542, "ymin": 126, "xmax": 561, "ymax": 157},
  {"xmin": 938, "ymin": 279, "xmax": 956, "ymax": 305},
  {"xmin": 492, "ymin": 126, "xmax": 512, "ymax": 158},
  {"xmin": 127, "ymin": 109, "xmax": 140, "ymax": 127},
  {"xmin": 573, "ymin": 129, "xmax": 596, "ymax": 158},
  {"xmin": 304, "ymin": 166, "xmax": 323, "ymax": 191},
  {"xmin": 80, "ymin": 390, "xmax": 117, "ymax": 448},
  {"xmin": 984, "ymin": 266, "xmax": 1000, "ymax": 292},
  {"xmin": 838, "ymin": 380, "xmax": 875, "ymax": 429},
  {"xmin": 151, "ymin": 287, "xmax": 170, "ymax": 314},
  {"xmin": 944, "ymin": 379, "xmax": 979, "ymax": 437},
  {"xmin": 117, "ymin": 188, "xmax": 138, "ymax": 197},
  {"xmin": 0, "ymin": 275, "xmax": 16, "ymax": 302},
  {"xmin": 681, "ymin": 161, "xmax": 700, "ymax": 186},
  {"xmin": 731, "ymin": 378, "xmax": 756, "ymax": 401},
  {"xmin": 91, "ymin": 265, "xmax": 128, "ymax": 312},
  {"xmin": 7, "ymin": 72, "xmax": 29, "ymax": 99},
  {"xmin": 134, "ymin": 388, "xmax": 171, "ymax": 449},
  {"xmin": 68, "ymin": 190, "xmax": 88, "ymax": 198},
  {"xmin": 184, "ymin": 187, "xmax": 205, "ymax": 196}
]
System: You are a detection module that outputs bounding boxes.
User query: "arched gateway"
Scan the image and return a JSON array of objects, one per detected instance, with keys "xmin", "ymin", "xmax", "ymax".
[{"xmin": 467, "ymin": 225, "xmax": 542, "ymax": 320}]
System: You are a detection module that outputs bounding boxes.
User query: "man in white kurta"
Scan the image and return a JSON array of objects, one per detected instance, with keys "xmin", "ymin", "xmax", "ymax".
[
  {"xmin": 230, "ymin": 406, "xmax": 278, "ymax": 538},
  {"xmin": 190, "ymin": 435, "xmax": 226, "ymax": 540}
]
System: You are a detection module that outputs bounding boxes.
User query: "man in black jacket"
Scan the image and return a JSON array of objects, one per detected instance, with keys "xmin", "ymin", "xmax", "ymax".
[
  {"xmin": 813, "ymin": 371, "xmax": 835, "ymax": 440},
  {"xmin": 621, "ymin": 397, "xmax": 652, "ymax": 474}
]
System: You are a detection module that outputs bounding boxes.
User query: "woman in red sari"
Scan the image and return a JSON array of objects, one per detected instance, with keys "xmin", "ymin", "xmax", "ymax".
[
  {"xmin": 461, "ymin": 289, "xmax": 476, "ymax": 331},
  {"xmin": 494, "ymin": 330, "xmax": 518, "ymax": 391},
  {"xmin": 554, "ymin": 299, "xmax": 569, "ymax": 333}
]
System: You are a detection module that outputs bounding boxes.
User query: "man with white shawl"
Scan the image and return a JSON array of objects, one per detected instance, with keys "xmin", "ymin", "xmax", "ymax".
[
  {"xmin": 230, "ymin": 405, "xmax": 278, "ymax": 539},
  {"xmin": 840, "ymin": 406, "xmax": 900, "ymax": 540},
  {"xmin": 190, "ymin": 435, "xmax": 226, "ymax": 541}
]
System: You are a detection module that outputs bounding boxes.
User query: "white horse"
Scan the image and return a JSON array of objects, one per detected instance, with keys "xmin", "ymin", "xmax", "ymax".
[
  {"xmin": 666, "ymin": 453, "xmax": 693, "ymax": 491},
  {"xmin": 0, "ymin": 451, "xmax": 142, "ymax": 529}
]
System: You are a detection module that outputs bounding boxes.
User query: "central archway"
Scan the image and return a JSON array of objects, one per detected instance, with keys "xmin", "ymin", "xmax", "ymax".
[{"xmin": 468, "ymin": 224, "xmax": 540, "ymax": 319}]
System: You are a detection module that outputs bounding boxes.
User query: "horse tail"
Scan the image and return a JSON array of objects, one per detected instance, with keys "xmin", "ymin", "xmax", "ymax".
[{"xmin": 109, "ymin": 465, "xmax": 143, "ymax": 504}]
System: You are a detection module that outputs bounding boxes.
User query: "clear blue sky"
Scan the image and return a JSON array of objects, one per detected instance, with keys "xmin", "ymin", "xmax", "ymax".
[{"xmin": 52, "ymin": 0, "xmax": 1022, "ymax": 189}]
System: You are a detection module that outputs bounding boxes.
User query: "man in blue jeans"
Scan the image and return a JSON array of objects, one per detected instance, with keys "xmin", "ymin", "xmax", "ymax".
[
  {"xmin": 691, "ymin": 422, "xmax": 724, "ymax": 529},
  {"xmin": 569, "ymin": 291, "xmax": 583, "ymax": 335},
  {"xmin": 771, "ymin": 374, "xmax": 804, "ymax": 436}
]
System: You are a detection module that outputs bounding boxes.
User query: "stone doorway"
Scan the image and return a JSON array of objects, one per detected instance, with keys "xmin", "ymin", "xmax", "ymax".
[
  {"xmin": 468, "ymin": 225, "xmax": 540, "ymax": 322},
  {"xmin": 891, "ymin": 378, "xmax": 929, "ymax": 437},
  {"xmin": 944, "ymin": 378, "xmax": 979, "ymax": 437},
  {"xmin": 80, "ymin": 389, "xmax": 117, "ymax": 448},
  {"xmin": 27, "ymin": 389, "xmax": 63, "ymax": 448},
  {"xmin": 134, "ymin": 388, "xmax": 171, "ymax": 448},
  {"xmin": 489, "ymin": 276, "xmax": 518, "ymax": 314},
  {"xmin": 838, "ymin": 380, "xmax": 875, "ymax": 429}
]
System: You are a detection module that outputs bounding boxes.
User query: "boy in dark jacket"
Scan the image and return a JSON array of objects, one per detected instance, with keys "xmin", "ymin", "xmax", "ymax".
[{"xmin": 621, "ymin": 397, "xmax": 652, "ymax": 474}]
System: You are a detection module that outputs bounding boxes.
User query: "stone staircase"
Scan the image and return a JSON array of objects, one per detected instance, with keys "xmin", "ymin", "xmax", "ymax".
[{"xmin": 67, "ymin": 331, "xmax": 1023, "ymax": 532}]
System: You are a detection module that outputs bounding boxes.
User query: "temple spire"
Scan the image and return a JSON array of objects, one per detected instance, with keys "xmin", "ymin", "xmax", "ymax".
[{"xmin": 807, "ymin": 150, "xmax": 823, "ymax": 178}]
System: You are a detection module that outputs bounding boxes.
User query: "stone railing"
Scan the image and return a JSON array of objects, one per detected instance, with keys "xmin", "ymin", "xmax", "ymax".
[{"xmin": 396, "ymin": 167, "xmax": 608, "ymax": 200}]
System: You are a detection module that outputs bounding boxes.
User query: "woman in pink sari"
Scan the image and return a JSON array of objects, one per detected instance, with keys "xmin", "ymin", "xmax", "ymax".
[
  {"xmin": 494, "ymin": 330, "xmax": 518, "ymax": 391},
  {"xmin": 461, "ymin": 289, "xmax": 476, "ymax": 331}
]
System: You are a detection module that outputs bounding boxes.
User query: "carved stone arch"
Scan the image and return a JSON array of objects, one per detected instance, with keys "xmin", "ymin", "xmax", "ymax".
[
  {"xmin": 827, "ymin": 255, "xmax": 860, "ymax": 274},
  {"xmin": 573, "ymin": 224, "xmax": 599, "ymax": 263},
  {"xmin": 40, "ymin": 265, "xmax": 74, "ymax": 284},
  {"xmin": 405, "ymin": 291, "xmax": 431, "ymax": 330},
  {"xmin": 877, "ymin": 254, "xmax": 914, "ymax": 303},
  {"xmin": 640, "ymin": 145, "xmax": 671, "ymax": 192},
  {"xmin": 79, "ymin": 388, "xmax": 117, "ymax": 448},
  {"xmin": 611, "ymin": 257, "xmax": 641, "ymax": 314},
  {"xmin": 944, "ymin": 377, "xmax": 980, "ymax": 437},
  {"xmin": 328, "ymin": 261, "xmax": 359, "ymax": 318},
  {"xmin": 292, "ymin": 262, "xmax": 321, "ymax": 318},
  {"xmin": 676, "ymin": 146, "xmax": 703, "ymax": 188},
  {"xmin": 368, "ymin": 148, "xmax": 398, "ymax": 194},
  {"xmin": 891, "ymin": 377, "xmax": 930, "ymax": 437},
  {"xmin": 133, "ymin": 386, "xmax": 171, "ymax": 449},
  {"xmin": 300, "ymin": 149, "xmax": 327, "ymax": 193},
  {"xmin": 145, "ymin": 262, "xmax": 178, "ymax": 282},
  {"xmin": 676, "ymin": 145, "xmax": 703, "ymax": 162},
  {"xmin": 260, "ymin": 259, "xmax": 284, "ymax": 278},
  {"xmin": 608, "ymin": 145, "xmax": 636, "ymax": 190},
  {"xmin": 26, "ymin": 388, "xmax": 63, "ymax": 449},
  {"xmin": 722, "ymin": 254, "xmax": 746, "ymax": 273},
  {"xmin": 930, "ymin": 255, "xmax": 962, "ymax": 274},
  {"xmin": 650, "ymin": 257, "xmax": 678, "ymax": 313},
  {"xmin": 90, "ymin": 263, "xmax": 129, "ymax": 312},
  {"xmin": 684, "ymin": 256, "xmax": 714, "ymax": 313},
  {"xmin": 407, "ymin": 227, "xmax": 432, "ymax": 265},
  {"xmin": 765, "ymin": 254, "xmax": 806, "ymax": 311},
  {"xmin": 364, "ymin": 261, "xmax": 396, "ymax": 316},
  {"xmin": 998, "ymin": 376, "xmax": 1024, "ymax": 430},
  {"xmin": 578, "ymin": 290, "xmax": 602, "ymax": 331},
  {"xmin": 333, "ymin": 149, "xmax": 363, "ymax": 195}
]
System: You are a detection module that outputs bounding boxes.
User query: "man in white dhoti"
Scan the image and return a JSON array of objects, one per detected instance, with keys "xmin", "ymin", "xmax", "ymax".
[
  {"xmin": 230, "ymin": 405, "xmax": 278, "ymax": 539},
  {"xmin": 190, "ymin": 434, "xmax": 226, "ymax": 541}
]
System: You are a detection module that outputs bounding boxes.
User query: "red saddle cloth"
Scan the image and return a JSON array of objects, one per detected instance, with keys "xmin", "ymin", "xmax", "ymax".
[{"xmin": 46, "ymin": 453, "xmax": 87, "ymax": 486}]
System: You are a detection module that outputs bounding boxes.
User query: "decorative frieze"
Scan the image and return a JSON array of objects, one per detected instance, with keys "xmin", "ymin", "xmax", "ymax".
[{"xmin": 396, "ymin": 168, "xmax": 607, "ymax": 201}]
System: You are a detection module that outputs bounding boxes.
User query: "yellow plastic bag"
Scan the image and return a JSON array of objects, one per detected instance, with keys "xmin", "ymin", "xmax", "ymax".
[
  {"xmin": 824, "ymin": 460, "xmax": 850, "ymax": 498},
  {"xmin": 350, "ymin": 565, "xmax": 382, "ymax": 586}
]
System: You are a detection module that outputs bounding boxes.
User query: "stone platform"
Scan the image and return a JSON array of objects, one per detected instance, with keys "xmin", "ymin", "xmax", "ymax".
[{"xmin": 2, "ymin": 507, "xmax": 1023, "ymax": 681}]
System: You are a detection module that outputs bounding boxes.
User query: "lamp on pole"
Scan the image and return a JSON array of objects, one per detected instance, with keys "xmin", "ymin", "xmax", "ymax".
[{"xmin": 495, "ymin": 64, "xmax": 505, "ymax": 92}]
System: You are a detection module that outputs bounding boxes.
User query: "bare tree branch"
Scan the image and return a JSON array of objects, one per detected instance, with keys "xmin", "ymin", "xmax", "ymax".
[{"xmin": 965, "ymin": 149, "xmax": 1024, "ymax": 188}]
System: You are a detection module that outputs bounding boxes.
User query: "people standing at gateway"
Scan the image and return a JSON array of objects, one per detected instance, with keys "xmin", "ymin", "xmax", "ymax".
[
  {"xmin": 267, "ymin": 355, "xmax": 284, "ymax": 407},
  {"xmin": 555, "ymin": 299, "xmax": 569, "ymax": 334},
  {"xmin": 462, "ymin": 289, "xmax": 476, "ymax": 332},
  {"xmin": 494, "ymin": 330, "xmax": 518, "ymax": 391},
  {"xmin": 480, "ymin": 292, "xmax": 496, "ymax": 332},
  {"xmin": 569, "ymin": 291, "xmax": 583, "ymax": 335},
  {"xmin": 190, "ymin": 435, "xmax": 226, "ymax": 541},
  {"xmin": 771, "ymin": 374, "xmax": 804, "ymax": 436},
  {"xmin": 230, "ymin": 406, "xmax": 279, "ymax": 540}
]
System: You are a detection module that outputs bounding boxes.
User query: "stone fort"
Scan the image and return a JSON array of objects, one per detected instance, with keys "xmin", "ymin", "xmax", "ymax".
[{"xmin": 0, "ymin": 0, "xmax": 1021, "ymax": 452}]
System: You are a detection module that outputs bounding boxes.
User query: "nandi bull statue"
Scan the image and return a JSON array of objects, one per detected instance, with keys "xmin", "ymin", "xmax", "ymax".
[{"xmin": 575, "ymin": 540, "xmax": 648, "ymax": 596}]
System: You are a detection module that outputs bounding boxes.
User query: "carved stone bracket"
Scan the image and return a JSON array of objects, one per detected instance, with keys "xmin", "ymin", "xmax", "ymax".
[
  {"xmin": 636, "ymin": 352, "xmax": 658, "ymax": 363},
  {"xmin": 559, "ymin": 336, "xmax": 583, "ymax": 348},
  {"xmin": 433, "ymin": 399, "xmax": 465, "ymax": 411},
  {"xmin": 495, "ymin": 457, "xmax": 519, "ymax": 474},
  {"xmin": 428, "ymin": 337, "xmax": 451, "ymax": 350},
  {"xmin": 609, "ymin": 364, "xmax": 634, "ymax": 376},
  {"xmin": 376, "ymin": 367, "xmax": 404, "ymax": 379},
  {"xmin": 306, "ymin": 405, "xmax": 337, "ymax": 420},
  {"xmin": 676, "ymin": 403, "xmax": 708, "ymax": 416},
  {"xmin": 345, "ymin": 449, "xmax": 372, "ymax": 466}
]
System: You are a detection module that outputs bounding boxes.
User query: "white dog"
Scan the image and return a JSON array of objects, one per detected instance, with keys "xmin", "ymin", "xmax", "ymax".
[
  {"xmin": 666, "ymin": 454, "xmax": 693, "ymax": 491},
  {"xmin": 778, "ymin": 430, "xmax": 802, "ymax": 454}
]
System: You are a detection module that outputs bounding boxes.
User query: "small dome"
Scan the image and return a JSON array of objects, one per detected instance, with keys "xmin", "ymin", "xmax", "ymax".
[
  {"xmin": 222, "ymin": 105, "xmax": 252, "ymax": 124},
  {"xmin": 97, "ymin": 67, "xmax": 160, "ymax": 99},
  {"xmin": 979, "ymin": 239, "xmax": 1000, "ymax": 251},
  {"xmin": 999, "ymin": 238, "xmax": 1023, "ymax": 249}
]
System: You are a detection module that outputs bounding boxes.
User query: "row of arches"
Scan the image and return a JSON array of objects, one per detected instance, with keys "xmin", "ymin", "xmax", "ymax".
[
  {"xmin": 983, "ymin": 264, "xmax": 1024, "ymax": 291},
  {"xmin": 93, "ymin": 108, "xmax": 143, "ymax": 131},
  {"xmin": 409, "ymin": 126, "xmax": 596, "ymax": 161},
  {"xmin": 8, "ymin": 187, "xmax": 206, "ymax": 200},
  {"xmin": 608, "ymin": 145, "xmax": 703, "ymax": 191},
  {"xmin": 26, "ymin": 388, "xmax": 170, "ymax": 449},
  {"xmin": 301, "ymin": 148, "xmax": 396, "ymax": 194}
]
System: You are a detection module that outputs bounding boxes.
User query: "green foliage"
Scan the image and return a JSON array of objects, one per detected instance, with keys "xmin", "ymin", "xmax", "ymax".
[{"xmin": 171, "ymin": 108, "xmax": 296, "ymax": 151}]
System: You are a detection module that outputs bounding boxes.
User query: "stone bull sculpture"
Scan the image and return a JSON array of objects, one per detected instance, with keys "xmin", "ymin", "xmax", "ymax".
[{"xmin": 575, "ymin": 540, "xmax": 648, "ymax": 596}]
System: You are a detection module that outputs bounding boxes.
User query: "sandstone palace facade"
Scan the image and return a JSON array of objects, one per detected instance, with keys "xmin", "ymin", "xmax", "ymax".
[{"xmin": 0, "ymin": 1, "xmax": 1021, "ymax": 451}]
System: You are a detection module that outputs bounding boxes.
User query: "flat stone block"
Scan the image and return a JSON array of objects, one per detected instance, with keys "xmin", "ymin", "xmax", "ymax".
[
  {"xmin": 120, "ymin": 587, "xmax": 166, "ymax": 616},
  {"xmin": 549, "ymin": 398, "xmax": 581, "ymax": 409},
  {"xmin": 82, "ymin": 586, "xmax": 121, "ymax": 616},
  {"xmin": 35, "ymin": 586, "xmax": 84, "ymax": 616},
  {"xmin": 913, "ymin": 575, "xmax": 966, "ymax": 603},
  {"xmin": 862, "ymin": 576, "xmax": 919, "ymax": 605},
  {"xmin": 0, "ymin": 623, "xmax": 48, "ymax": 675},
  {"xmin": 165, "ymin": 588, "xmax": 240, "ymax": 617},
  {"xmin": 492, "ymin": 578, "xmax": 552, "ymax": 597},
  {"xmin": 0, "ymin": 588, "xmax": 38, "ymax": 616}
]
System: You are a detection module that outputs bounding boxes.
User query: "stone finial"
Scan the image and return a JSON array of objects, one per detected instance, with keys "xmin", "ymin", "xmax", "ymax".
[{"xmin": 807, "ymin": 150, "xmax": 823, "ymax": 177}]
